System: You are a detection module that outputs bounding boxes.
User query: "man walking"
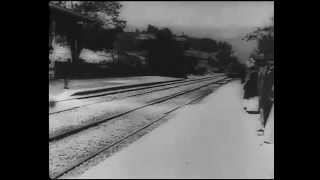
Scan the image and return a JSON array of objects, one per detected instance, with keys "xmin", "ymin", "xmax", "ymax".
[
  {"xmin": 64, "ymin": 59, "xmax": 71, "ymax": 89},
  {"xmin": 243, "ymin": 58, "xmax": 259, "ymax": 114}
]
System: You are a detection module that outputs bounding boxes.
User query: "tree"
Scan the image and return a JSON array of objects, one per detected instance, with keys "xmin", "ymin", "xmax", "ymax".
[
  {"xmin": 74, "ymin": 2, "xmax": 126, "ymax": 51},
  {"xmin": 146, "ymin": 25, "xmax": 159, "ymax": 34},
  {"xmin": 244, "ymin": 17, "xmax": 274, "ymax": 60},
  {"xmin": 226, "ymin": 58, "xmax": 246, "ymax": 78},
  {"xmin": 155, "ymin": 28, "xmax": 173, "ymax": 40},
  {"xmin": 198, "ymin": 38, "xmax": 218, "ymax": 52},
  {"xmin": 186, "ymin": 37, "xmax": 218, "ymax": 52},
  {"xmin": 216, "ymin": 41, "xmax": 235, "ymax": 69},
  {"xmin": 142, "ymin": 27, "xmax": 185, "ymax": 76},
  {"xmin": 51, "ymin": 1, "xmax": 126, "ymax": 64},
  {"xmin": 115, "ymin": 32, "xmax": 139, "ymax": 52},
  {"xmin": 52, "ymin": 1, "xmax": 127, "ymax": 29}
]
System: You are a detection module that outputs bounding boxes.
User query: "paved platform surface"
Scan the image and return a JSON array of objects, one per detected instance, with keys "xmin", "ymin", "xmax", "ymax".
[{"xmin": 75, "ymin": 80, "xmax": 274, "ymax": 179}]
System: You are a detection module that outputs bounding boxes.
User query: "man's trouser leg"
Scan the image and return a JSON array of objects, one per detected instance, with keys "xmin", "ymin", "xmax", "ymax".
[
  {"xmin": 64, "ymin": 75, "xmax": 69, "ymax": 89},
  {"xmin": 264, "ymin": 104, "xmax": 274, "ymax": 144},
  {"xmin": 263, "ymin": 101, "xmax": 273, "ymax": 127}
]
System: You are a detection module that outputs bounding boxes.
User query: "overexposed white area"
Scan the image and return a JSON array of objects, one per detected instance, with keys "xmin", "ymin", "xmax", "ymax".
[
  {"xmin": 50, "ymin": 43, "xmax": 71, "ymax": 62},
  {"xmin": 79, "ymin": 49, "xmax": 115, "ymax": 64},
  {"xmin": 78, "ymin": 81, "xmax": 274, "ymax": 179},
  {"xmin": 50, "ymin": 42, "xmax": 115, "ymax": 63}
]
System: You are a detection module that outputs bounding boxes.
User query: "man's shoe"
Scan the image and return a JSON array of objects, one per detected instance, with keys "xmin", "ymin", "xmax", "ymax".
[
  {"xmin": 257, "ymin": 128, "xmax": 264, "ymax": 136},
  {"xmin": 246, "ymin": 110, "xmax": 260, "ymax": 114}
]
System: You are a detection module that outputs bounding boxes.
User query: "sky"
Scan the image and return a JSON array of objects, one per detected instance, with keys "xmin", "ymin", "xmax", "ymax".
[
  {"xmin": 120, "ymin": 1, "xmax": 274, "ymax": 62},
  {"xmin": 121, "ymin": 1, "xmax": 273, "ymax": 31}
]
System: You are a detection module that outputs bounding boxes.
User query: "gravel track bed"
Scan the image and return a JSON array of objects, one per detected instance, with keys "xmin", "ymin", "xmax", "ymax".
[
  {"xmin": 49, "ymin": 80, "xmax": 228, "ymax": 178},
  {"xmin": 49, "ymin": 77, "xmax": 226, "ymax": 140},
  {"xmin": 60, "ymin": 114, "xmax": 174, "ymax": 179},
  {"xmin": 49, "ymin": 75, "xmax": 223, "ymax": 114}
]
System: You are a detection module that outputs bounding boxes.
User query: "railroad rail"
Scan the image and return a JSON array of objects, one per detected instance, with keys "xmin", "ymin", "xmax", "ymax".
[
  {"xmin": 49, "ymin": 75, "xmax": 224, "ymax": 115},
  {"xmin": 49, "ymin": 76, "xmax": 228, "ymax": 142},
  {"xmin": 50, "ymin": 77, "xmax": 232, "ymax": 179}
]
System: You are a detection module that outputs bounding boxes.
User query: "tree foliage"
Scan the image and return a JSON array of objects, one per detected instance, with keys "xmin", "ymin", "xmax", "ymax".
[
  {"xmin": 146, "ymin": 25, "xmax": 160, "ymax": 34},
  {"xmin": 50, "ymin": 1, "xmax": 126, "ymax": 52},
  {"xmin": 186, "ymin": 38, "xmax": 218, "ymax": 52},
  {"xmin": 215, "ymin": 41, "xmax": 236, "ymax": 69},
  {"xmin": 51, "ymin": 1, "xmax": 126, "ymax": 29},
  {"xmin": 244, "ymin": 17, "xmax": 274, "ymax": 60},
  {"xmin": 139, "ymin": 24, "xmax": 239, "ymax": 75},
  {"xmin": 115, "ymin": 32, "xmax": 140, "ymax": 52},
  {"xmin": 140, "ymin": 27, "xmax": 186, "ymax": 76}
]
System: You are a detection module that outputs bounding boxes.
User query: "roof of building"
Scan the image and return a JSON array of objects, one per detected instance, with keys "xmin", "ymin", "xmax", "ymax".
[
  {"xmin": 125, "ymin": 51, "xmax": 147, "ymax": 61},
  {"xmin": 173, "ymin": 36, "xmax": 187, "ymax": 42},
  {"xmin": 184, "ymin": 49, "xmax": 218, "ymax": 61},
  {"xmin": 136, "ymin": 33, "xmax": 156, "ymax": 40},
  {"xmin": 49, "ymin": 3, "xmax": 97, "ymax": 23}
]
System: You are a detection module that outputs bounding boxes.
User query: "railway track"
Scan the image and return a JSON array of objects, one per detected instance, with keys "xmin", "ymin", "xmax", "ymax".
[
  {"xmin": 50, "ymin": 76, "xmax": 232, "ymax": 179},
  {"xmin": 49, "ymin": 76, "xmax": 228, "ymax": 142},
  {"xmin": 49, "ymin": 74, "xmax": 224, "ymax": 115}
]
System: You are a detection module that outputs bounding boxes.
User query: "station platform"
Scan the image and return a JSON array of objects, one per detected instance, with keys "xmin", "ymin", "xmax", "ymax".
[
  {"xmin": 49, "ymin": 74, "xmax": 225, "ymax": 101},
  {"xmin": 75, "ymin": 80, "xmax": 274, "ymax": 179},
  {"xmin": 49, "ymin": 76, "xmax": 183, "ymax": 101}
]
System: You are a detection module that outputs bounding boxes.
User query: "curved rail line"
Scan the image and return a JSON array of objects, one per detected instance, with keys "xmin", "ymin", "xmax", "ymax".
[
  {"xmin": 50, "ymin": 77, "xmax": 232, "ymax": 179},
  {"xmin": 49, "ymin": 76, "xmax": 228, "ymax": 142}
]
